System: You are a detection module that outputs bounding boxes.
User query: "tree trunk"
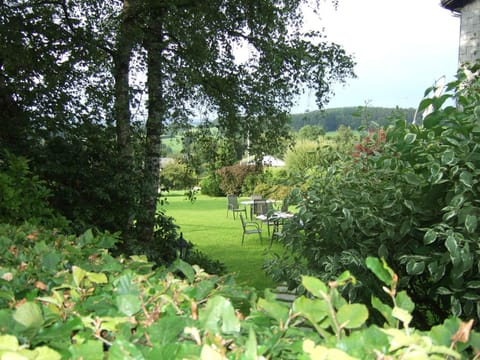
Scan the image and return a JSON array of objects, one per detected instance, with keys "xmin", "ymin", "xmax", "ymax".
[
  {"xmin": 113, "ymin": 0, "xmax": 135, "ymax": 160},
  {"xmin": 138, "ymin": 10, "xmax": 166, "ymax": 243},
  {"xmin": 112, "ymin": 0, "xmax": 137, "ymax": 236}
]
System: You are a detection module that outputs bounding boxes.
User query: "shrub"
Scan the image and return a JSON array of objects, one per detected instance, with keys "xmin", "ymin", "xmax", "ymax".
[
  {"xmin": 266, "ymin": 64, "xmax": 480, "ymax": 329},
  {"xmin": 0, "ymin": 225, "xmax": 479, "ymax": 360},
  {"xmin": 160, "ymin": 160, "xmax": 197, "ymax": 190},
  {"xmin": 0, "ymin": 151, "xmax": 68, "ymax": 229},
  {"xmin": 216, "ymin": 164, "xmax": 259, "ymax": 195},
  {"xmin": 200, "ymin": 173, "xmax": 224, "ymax": 196}
]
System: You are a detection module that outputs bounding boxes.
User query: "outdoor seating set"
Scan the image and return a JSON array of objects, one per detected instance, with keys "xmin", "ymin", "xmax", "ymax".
[{"xmin": 227, "ymin": 194, "xmax": 293, "ymax": 246}]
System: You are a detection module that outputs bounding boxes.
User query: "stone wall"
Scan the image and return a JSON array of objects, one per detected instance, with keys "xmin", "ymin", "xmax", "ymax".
[{"xmin": 459, "ymin": 0, "xmax": 480, "ymax": 64}]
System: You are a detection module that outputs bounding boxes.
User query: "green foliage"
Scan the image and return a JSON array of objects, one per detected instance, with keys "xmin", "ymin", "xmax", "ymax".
[
  {"xmin": 30, "ymin": 124, "xmax": 142, "ymax": 236},
  {"xmin": 290, "ymin": 106, "xmax": 416, "ymax": 131},
  {"xmin": 267, "ymin": 64, "xmax": 480, "ymax": 329},
  {"xmin": 298, "ymin": 125, "xmax": 326, "ymax": 141},
  {"xmin": 0, "ymin": 227, "xmax": 478, "ymax": 359},
  {"xmin": 200, "ymin": 174, "xmax": 224, "ymax": 197},
  {"xmin": 216, "ymin": 164, "xmax": 260, "ymax": 196},
  {"xmin": 160, "ymin": 160, "xmax": 197, "ymax": 190},
  {"xmin": 285, "ymin": 139, "xmax": 346, "ymax": 175},
  {"xmin": 0, "ymin": 152, "xmax": 68, "ymax": 229}
]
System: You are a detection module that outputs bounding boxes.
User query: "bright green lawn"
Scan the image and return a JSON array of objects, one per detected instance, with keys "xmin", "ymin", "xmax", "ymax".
[{"xmin": 163, "ymin": 191, "xmax": 283, "ymax": 291}]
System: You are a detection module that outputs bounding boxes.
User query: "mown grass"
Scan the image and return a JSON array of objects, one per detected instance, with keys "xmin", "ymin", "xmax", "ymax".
[{"xmin": 163, "ymin": 191, "xmax": 283, "ymax": 291}]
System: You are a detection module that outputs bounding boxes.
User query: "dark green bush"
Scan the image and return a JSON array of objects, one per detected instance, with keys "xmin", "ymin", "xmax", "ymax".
[
  {"xmin": 200, "ymin": 173, "xmax": 224, "ymax": 196},
  {"xmin": 0, "ymin": 151, "xmax": 68, "ymax": 229},
  {"xmin": 266, "ymin": 64, "xmax": 480, "ymax": 329}
]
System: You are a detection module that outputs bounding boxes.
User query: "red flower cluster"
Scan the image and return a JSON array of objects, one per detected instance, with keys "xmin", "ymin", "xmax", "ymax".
[{"xmin": 352, "ymin": 129, "xmax": 386, "ymax": 157}]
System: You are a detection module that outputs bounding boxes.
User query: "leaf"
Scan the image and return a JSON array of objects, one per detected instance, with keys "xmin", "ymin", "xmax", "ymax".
[
  {"xmin": 13, "ymin": 302, "xmax": 43, "ymax": 329},
  {"xmin": 85, "ymin": 271, "xmax": 108, "ymax": 284},
  {"xmin": 445, "ymin": 234, "xmax": 458, "ymax": 255},
  {"xmin": 244, "ymin": 327, "xmax": 258, "ymax": 360},
  {"xmin": 418, "ymin": 98, "xmax": 433, "ymax": 112},
  {"xmin": 365, "ymin": 257, "xmax": 395, "ymax": 286},
  {"xmin": 371, "ymin": 296, "xmax": 395, "ymax": 326},
  {"xmin": 172, "ymin": 259, "xmax": 195, "ymax": 283},
  {"xmin": 148, "ymin": 316, "xmax": 186, "ymax": 345},
  {"xmin": 302, "ymin": 339, "xmax": 357, "ymax": 360},
  {"xmin": 459, "ymin": 171, "xmax": 473, "ymax": 188},
  {"xmin": 116, "ymin": 294, "xmax": 142, "ymax": 316},
  {"xmin": 465, "ymin": 214, "xmax": 477, "ymax": 233},
  {"xmin": 437, "ymin": 287, "xmax": 453, "ymax": 295},
  {"xmin": 404, "ymin": 133, "xmax": 417, "ymax": 144},
  {"xmin": 395, "ymin": 291, "xmax": 415, "ymax": 313},
  {"xmin": 467, "ymin": 280, "xmax": 480, "ymax": 289},
  {"xmin": 406, "ymin": 260, "xmax": 425, "ymax": 275},
  {"xmin": 392, "ymin": 306, "xmax": 412, "ymax": 326},
  {"xmin": 293, "ymin": 296, "xmax": 329, "ymax": 324},
  {"xmin": 441, "ymin": 150, "xmax": 456, "ymax": 165},
  {"xmin": 257, "ymin": 298, "xmax": 289, "ymax": 325},
  {"xmin": 201, "ymin": 344, "xmax": 224, "ymax": 360},
  {"xmin": 423, "ymin": 229, "xmax": 437, "ymax": 245},
  {"xmin": 42, "ymin": 252, "xmax": 60, "ymax": 270},
  {"xmin": 72, "ymin": 266, "xmax": 86, "ymax": 287},
  {"xmin": 0, "ymin": 335, "xmax": 20, "ymax": 351},
  {"xmin": 200, "ymin": 296, "xmax": 240, "ymax": 334},
  {"xmin": 69, "ymin": 340, "xmax": 104, "ymax": 360},
  {"xmin": 301, "ymin": 276, "xmax": 329, "ymax": 298},
  {"xmin": 108, "ymin": 338, "xmax": 145, "ymax": 360},
  {"xmin": 403, "ymin": 173, "xmax": 420, "ymax": 186},
  {"xmin": 336, "ymin": 304, "xmax": 368, "ymax": 329},
  {"xmin": 451, "ymin": 297, "xmax": 462, "ymax": 317}
]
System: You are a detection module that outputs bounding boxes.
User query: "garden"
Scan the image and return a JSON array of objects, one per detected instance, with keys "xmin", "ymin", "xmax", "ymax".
[
  {"xmin": 2, "ymin": 67, "xmax": 480, "ymax": 358},
  {"xmin": 3, "ymin": 0, "xmax": 480, "ymax": 357}
]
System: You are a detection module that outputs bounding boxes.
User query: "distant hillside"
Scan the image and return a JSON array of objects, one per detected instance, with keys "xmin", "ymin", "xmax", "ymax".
[{"xmin": 290, "ymin": 106, "xmax": 417, "ymax": 132}]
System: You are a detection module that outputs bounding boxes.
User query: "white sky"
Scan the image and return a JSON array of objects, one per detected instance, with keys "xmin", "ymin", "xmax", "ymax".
[{"xmin": 291, "ymin": 0, "xmax": 461, "ymax": 113}]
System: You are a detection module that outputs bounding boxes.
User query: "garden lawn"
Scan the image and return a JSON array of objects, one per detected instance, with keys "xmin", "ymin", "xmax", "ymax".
[{"xmin": 163, "ymin": 191, "xmax": 282, "ymax": 291}]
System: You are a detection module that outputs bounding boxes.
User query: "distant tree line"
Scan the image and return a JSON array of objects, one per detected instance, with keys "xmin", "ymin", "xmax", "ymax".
[{"xmin": 290, "ymin": 106, "xmax": 417, "ymax": 132}]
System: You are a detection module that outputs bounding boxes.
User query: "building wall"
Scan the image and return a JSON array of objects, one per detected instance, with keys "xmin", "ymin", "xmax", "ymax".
[{"xmin": 459, "ymin": 0, "xmax": 480, "ymax": 64}]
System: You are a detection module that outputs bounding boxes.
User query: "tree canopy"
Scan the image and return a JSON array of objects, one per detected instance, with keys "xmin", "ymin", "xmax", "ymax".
[{"xmin": 1, "ymin": 0, "xmax": 355, "ymax": 245}]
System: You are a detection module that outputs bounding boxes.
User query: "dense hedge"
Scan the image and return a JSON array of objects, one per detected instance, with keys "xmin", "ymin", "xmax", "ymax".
[{"xmin": 1, "ymin": 223, "xmax": 479, "ymax": 359}]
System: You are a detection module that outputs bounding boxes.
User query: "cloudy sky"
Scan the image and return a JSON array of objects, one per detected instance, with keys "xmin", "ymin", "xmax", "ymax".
[{"xmin": 291, "ymin": 0, "xmax": 461, "ymax": 113}]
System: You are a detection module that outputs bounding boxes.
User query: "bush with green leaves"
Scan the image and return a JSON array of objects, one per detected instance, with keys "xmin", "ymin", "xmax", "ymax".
[
  {"xmin": 160, "ymin": 160, "xmax": 197, "ymax": 190},
  {"xmin": 200, "ymin": 173, "xmax": 224, "ymax": 196},
  {"xmin": 0, "ymin": 151, "xmax": 68, "ymax": 229},
  {"xmin": 216, "ymin": 164, "xmax": 260, "ymax": 195},
  {"xmin": 1, "ymin": 223, "xmax": 479, "ymax": 359},
  {"xmin": 266, "ymin": 64, "xmax": 480, "ymax": 329}
]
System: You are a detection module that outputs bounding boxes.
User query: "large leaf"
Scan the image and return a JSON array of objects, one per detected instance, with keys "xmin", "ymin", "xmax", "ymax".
[
  {"xmin": 371, "ymin": 296, "xmax": 395, "ymax": 327},
  {"xmin": 148, "ymin": 316, "xmax": 187, "ymax": 346},
  {"xmin": 365, "ymin": 257, "xmax": 395, "ymax": 287},
  {"xmin": 13, "ymin": 302, "xmax": 43, "ymax": 329},
  {"xmin": 257, "ymin": 298, "xmax": 290, "ymax": 325},
  {"xmin": 199, "ymin": 295, "xmax": 240, "ymax": 334},
  {"xmin": 423, "ymin": 229, "xmax": 437, "ymax": 245},
  {"xmin": 301, "ymin": 276, "xmax": 328, "ymax": 298},
  {"xmin": 336, "ymin": 304, "xmax": 368, "ymax": 329},
  {"xmin": 116, "ymin": 294, "xmax": 142, "ymax": 316},
  {"xmin": 293, "ymin": 296, "xmax": 329, "ymax": 324},
  {"xmin": 396, "ymin": 291, "xmax": 415, "ymax": 313},
  {"xmin": 69, "ymin": 340, "xmax": 103, "ymax": 360}
]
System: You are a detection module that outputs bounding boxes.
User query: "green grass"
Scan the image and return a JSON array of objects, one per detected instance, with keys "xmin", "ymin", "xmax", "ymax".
[{"xmin": 163, "ymin": 191, "xmax": 283, "ymax": 291}]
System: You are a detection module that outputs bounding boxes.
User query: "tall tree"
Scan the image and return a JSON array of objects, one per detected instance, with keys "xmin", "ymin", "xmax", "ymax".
[
  {"xmin": 1, "ymin": 0, "xmax": 355, "ymax": 246},
  {"xmin": 126, "ymin": 0, "xmax": 355, "ymax": 243}
]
